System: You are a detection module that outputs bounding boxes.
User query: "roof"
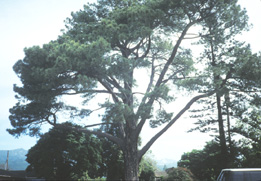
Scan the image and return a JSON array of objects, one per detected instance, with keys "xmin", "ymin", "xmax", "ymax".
[
  {"xmin": 0, "ymin": 169, "xmax": 37, "ymax": 180},
  {"xmin": 154, "ymin": 171, "xmax": 168, "ymax": 178},
  {"xmin": 221, "ymin": 168, "xmax": 261, "ymax": 172},
  {"xmin": 0, "ymin": 170, "xmax": 27, "ymax": 180}
]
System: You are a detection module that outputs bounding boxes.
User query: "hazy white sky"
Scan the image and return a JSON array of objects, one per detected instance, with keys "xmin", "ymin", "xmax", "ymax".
[{"xmin": 0, "ymin": 0, "xmax": 260, "ymax": 163}]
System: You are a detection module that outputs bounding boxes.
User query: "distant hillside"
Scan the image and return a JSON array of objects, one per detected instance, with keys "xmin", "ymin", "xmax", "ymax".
[
  {"xmin": 0, "ymin": 149, "xmax": 29, "ymax": 170},
  {"xmin": 156, "ymin": 159, "xmax": 177, "ymax": 171}
]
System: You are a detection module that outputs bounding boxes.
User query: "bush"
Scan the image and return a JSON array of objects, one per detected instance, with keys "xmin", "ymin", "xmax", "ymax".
[{"xmin": 165, "ymin": 167, "xmax": 195, "ymax": 181}]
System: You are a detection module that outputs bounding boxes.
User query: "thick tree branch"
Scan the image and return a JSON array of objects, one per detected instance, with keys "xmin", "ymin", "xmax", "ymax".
[
  {"xmin": 98, "ymin": 78, "xmax": 120, "ymax": 103},
  {"xmin": 61, "ymin": 89, "xmax": 111, "ymax": 95},
  {"xmin": 107, "ymin": 76, "xmax": 124, "ymax": 91},
  {"xmin": 136, "ymin": 21, "xmax": 198, "ymax": 136},
  {"xmin": 45, "ymin": 112, "xmax": 57, "ymax": 126},
  {"xmin": 155, "ymin": 21, "xmax": 196, "ymax": 88},
  {"xmin": 129, "ymin": 38, "xmax": 146, "ymax": 54},
  {"xmin": 83, "ymin": 123, "xmax": 115, "ymax": 128},
  {"xmin": 134, "ymin": 59, "xmax": 155, "ymax": 125},
  {"xmin": 106, "ymin": 76, "xmax": 128, "ymax": 102},
  {"xmin": 139, "ymin": 36, "xmax": 151, "ymax": 59},
  {"xmin": 138, "ymin": 90, "xmax": 216, "ymax": 159}
]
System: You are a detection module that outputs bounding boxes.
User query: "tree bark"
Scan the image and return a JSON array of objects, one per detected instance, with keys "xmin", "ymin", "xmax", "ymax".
[
  {"xmin": 209, "ymin": 29, "xmax": 229, "ymax": 168},
  {"xmin": 225, "ymin": 93, "xmax": 232, "ymax": 153},
  {"xmin": 123, "ymin": 132, "xmax": 139, "ymax": 180},
  {"xmin": 216, "ymin": 94, "xmax": 228, "ymax": 168}
]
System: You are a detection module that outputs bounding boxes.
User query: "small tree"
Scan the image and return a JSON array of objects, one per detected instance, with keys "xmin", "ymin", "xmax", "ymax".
[
  {"xmin": 139, "ymin": 152, "xmax": 157, "ymax": 181},
  {"xmin": 26, "ymin": 122, "xmax": 103, "ymax": 180},
  {"xmin": 182, "ymin": 10, "xmax": 261, "ymax": 167},
  {"xmin": 165, "ymin": 167, "xmax": 195, "ymax": 181},
  {"xmin": 186, "ymin": 47, "xmax": 261, "ymax": 168},
  {"xmin": 232, "ymin": 108, "xmax": 261, "ymax": 168},
  {"xmin": 178, "ymin": 141, "xmax": 222, "ymax": 181}
]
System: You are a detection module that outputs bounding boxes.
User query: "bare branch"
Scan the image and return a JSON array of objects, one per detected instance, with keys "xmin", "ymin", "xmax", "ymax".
[
  {"xmin": 161, "ymin": 68, "xmax": 186, "ymax": 84},
  {"xmin": 83, "ymin": 123, "xmax": 115, "ymax": 128},
  {"xmin": 183, "ymin": 36, "xmax": 201, "ymax": 39},
  {"xmin": 230, "ymin": 89, "xmax": 261, "ymax": 93},
  {"xmin": 62, "ymin": 89, "xmax": 111, "ymax": 95}
]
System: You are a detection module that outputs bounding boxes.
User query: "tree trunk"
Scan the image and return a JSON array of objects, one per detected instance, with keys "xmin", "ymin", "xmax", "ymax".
[
  {"xmin": 123, "ymin": 139, "xmax": 139, "ymax": 180},
  {"xmin": 225, "ymin": 93, "xmax": 232, "ymax": 152},
  {"xmin": 216, "ymin": 94, "xmax": 228, "ymax": 168}
]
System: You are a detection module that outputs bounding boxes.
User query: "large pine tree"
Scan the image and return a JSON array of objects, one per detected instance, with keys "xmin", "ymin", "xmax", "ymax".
[{"xmin": 8, "ymin": 0, "xmax": 252, "ymax": 179}]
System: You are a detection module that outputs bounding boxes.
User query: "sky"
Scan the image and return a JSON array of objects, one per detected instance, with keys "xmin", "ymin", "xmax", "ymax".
[{"xmin": 0, "ymin": 0, "xmax": 261, "ymax": 164}]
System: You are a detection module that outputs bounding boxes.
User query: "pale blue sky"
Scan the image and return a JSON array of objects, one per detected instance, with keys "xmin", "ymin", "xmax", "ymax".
[
  {"xmin": 0, "ymin": 0, "xmax": 88, "ymax": 149},
  {"xmin": 0, "ymin": 0, "xmax": 260, "ymax": 162}
]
